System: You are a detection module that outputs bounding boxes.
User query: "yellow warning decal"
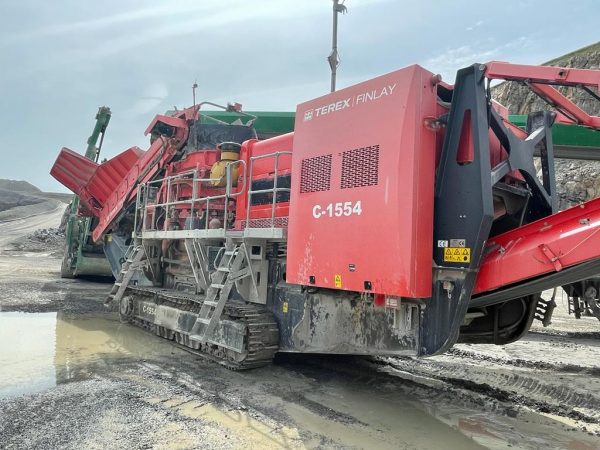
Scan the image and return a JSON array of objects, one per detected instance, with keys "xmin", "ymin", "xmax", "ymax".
[
  {"xmin": 282, "ymin": 302, "xmax": 288, "ymax": 313},
  {"xmin": 444, "ymin": 247, "xmax": 471, "ymax": 263},
  {"xmin": 334, "ymin": 274, "xmax": 342, "ymax": 288}
]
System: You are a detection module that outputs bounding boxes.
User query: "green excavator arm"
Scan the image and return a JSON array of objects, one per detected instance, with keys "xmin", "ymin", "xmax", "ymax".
[{"xmin": 61, "ymin": 107, "xmax": 114, "ymax": 278}]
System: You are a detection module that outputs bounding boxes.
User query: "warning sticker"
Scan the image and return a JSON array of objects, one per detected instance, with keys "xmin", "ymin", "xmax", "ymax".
[
  {"xmin": 334, "ymin": 274, "xmax": 342, "ymax": 288},
  {"xmin": 444, "ymin": 247, "xmax": 471, "ymax": 263},
  {"xmin": 282, "ymin": 302, "xmax": 288, "ymax": 314}
]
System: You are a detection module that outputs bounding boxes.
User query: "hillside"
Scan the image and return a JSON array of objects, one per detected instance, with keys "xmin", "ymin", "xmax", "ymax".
[
  {"xmin": 493, "ymin": 42, "xmax": 600, "ymax": 116},
  {"xmin": 0, "ymin": 179, "xmax": 71, "ymax": 214},
  {"xmin": 0, "ymin": 188, "xmax": 43, "ymax": 212},
  {"xmin": 492, "ymin": 41, "xmax": 600, "ymax": 210},
  {"xmin": 0, "ymin": 179, "xmax": 42, "ymax": 194}
]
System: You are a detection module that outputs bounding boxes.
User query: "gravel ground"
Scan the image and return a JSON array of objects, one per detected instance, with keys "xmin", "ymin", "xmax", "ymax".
[
  {"xmin": 1, "ymin": 202, "xmax": 600, "ymax": 449},
  {"xmin": 8, "ymin": 227, "xmax": 66, "ymax": 255}
]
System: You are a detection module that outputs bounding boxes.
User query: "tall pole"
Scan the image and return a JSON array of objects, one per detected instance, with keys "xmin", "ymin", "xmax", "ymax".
[
  {"xmin": 328, "ymin": 0, "xmax": 347, "ymax": 92},
  {"xmin": 192, "ymin": 81, "xmax": 198, "ymax": 107}
]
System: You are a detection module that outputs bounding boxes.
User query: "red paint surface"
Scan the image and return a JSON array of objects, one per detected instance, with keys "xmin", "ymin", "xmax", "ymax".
[
  {"xmin": 286, "ymin": 65, "xmax": 439, "ymax": 298},
  {"xmin": 474, "ymin": 197, "xmax": 600, "ymax": 294}
]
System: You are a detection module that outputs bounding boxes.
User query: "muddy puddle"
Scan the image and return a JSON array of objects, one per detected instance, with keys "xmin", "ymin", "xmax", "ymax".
[
  {"xmin": 2, "ymin": 310, "xmax": 599, "ymax": 449},
  {"xmin": 267, "ymin": 362, "xmax": 599, "ymax": 450},
  {"xmin": 0, "ymin": 311, "xmax": 182, "ymax": 398}
]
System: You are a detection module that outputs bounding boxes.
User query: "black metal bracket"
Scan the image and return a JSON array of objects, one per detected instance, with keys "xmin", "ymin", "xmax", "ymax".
[
  {"xmin": 420, "ymin": 64, "xmax": 558, "ymax": 355},
  {"xmin": 421, "ymin": 64, "xmax": 495, "ymax": 355},
  {"xmin": 490, "ymin": 109, "xmax": 557, "ymax": 220}
]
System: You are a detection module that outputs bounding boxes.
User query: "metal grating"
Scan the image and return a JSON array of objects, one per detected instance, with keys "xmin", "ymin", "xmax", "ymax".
[
  {"xmin": 341, "ymin": 144, "xmax": 379, "ymax": 189},
  {"xmin": 300, "ymin": 155, "xmax": 332, "ymax": 193},
  {"xmin": 241, "ymin": 217, "xmax": 289, "ymax": 229}
]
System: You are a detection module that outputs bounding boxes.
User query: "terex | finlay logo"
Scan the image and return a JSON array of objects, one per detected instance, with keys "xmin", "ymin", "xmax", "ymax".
[{"xmin": 303, "ymin": 83, "xmax": 396, "ymax": 121}]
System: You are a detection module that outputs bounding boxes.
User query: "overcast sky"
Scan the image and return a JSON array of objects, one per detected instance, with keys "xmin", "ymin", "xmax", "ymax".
[{"xmin": 1, "ymin": 0, "xmax": 598, "ymax": 192}]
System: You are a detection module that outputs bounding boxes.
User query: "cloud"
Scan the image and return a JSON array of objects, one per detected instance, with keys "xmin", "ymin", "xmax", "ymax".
[
  {"xmin": 1, "ymin": 0, "xmax": 599, "ymax": 192},
  {"xmin": 466, "ymin": 20, "xmax": 484, "ymax": 31},
  {"xmin": 421, "ymin": 45, "xmax": 496, "ymax": 82},
  {"xmin": 421, "ymin": 36, "xmax": 537, "ymax": 82},
  {"xmin": 0, "ymin": 3, "xmax": 211, "ymax": 47}
]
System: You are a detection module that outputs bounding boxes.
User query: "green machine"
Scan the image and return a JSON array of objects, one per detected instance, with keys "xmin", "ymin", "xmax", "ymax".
[
  {"xmin": 61, "ymin": 107, "xmax": 114, "ymax": 278},
  {"xmin": 509, "ymin": 114, "xmax": 600, "ymax": 160},
  {"xmin": 200, "ymin": 110, "xmax": 295, "ymax": 140}
]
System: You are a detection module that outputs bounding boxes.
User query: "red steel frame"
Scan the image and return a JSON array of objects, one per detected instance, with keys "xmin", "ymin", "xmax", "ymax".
[
  {"xmin": 485, "ymin": 61, "xmax": 600, "ymax": 127},
  {"xmin": 469, "ymin": 61, "xmax": 600, "ymax": 295},
  {"xmin": 474, "ymin": 197, "xmax": 600, "ymax": 294}
]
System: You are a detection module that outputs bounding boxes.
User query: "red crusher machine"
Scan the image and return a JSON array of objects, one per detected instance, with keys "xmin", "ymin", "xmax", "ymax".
[{"xmin": 51, "ymin": 62, "xmax": 600, "ymax": 369}]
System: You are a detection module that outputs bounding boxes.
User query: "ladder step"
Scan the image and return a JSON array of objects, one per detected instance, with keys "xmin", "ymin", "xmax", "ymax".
[
  {"xmin": 224, "ymin": 250, "xmax": 237, "ymax": 256},
  {"xmin": 210, "ymin": 283, "xmax": 225, "ymax": 290},
  {"xmin": 203, "ymin": 300, "xmax": 219, "ymax": 307},
  {"xmin": 217, "ymin": 267, "xmax": 230, "ymax": 273},
  {"xmin": 196, "ymin": 318, "xmax": 211, "ymax": 325}
]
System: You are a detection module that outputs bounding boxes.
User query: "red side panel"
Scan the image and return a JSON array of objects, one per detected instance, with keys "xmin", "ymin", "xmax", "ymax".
[
  {"xmin": 50, "ymin": 147, "xmax": 144, "ymax": 215},
  {"xmin": 474, "ymin": 197, "xmax": 600, "ymax": 294},
  {"xmin": 236, "ymin": 133, "xmax": 294, "ymax": 227},
  {"xmin": 50, "ymin": 148, "xmax": 97, "ymax": 197},
  {"xmin": 87, "ymin": 147, "xmax": 144, "ymax": 205},
  {"xmin": 287, "ymin": 65, "xmax": 438, "ymax": 298}
]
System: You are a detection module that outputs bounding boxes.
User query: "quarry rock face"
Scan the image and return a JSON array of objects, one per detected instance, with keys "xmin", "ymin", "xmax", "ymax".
[
  {"xmin": 492, "ymin": 44, "xmax": 600, "ymax": 210},
  {"xmin": 555, "ymin": 159, "xmax": 600, "ymax": 209}
]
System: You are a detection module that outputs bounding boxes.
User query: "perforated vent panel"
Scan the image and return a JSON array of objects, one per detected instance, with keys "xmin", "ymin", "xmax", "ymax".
[
  {"xmin": 300, "ymin": 155, "xmax": 332, "ymax": 193},
  {"xmin": 341, "ymin": 145, "xmax": 379, "ymax": 189}
]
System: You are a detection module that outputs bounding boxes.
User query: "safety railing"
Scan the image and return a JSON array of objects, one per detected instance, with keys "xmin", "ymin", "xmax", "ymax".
[
  {"xmin": 136, "ymin": 150, "xmax": 291, "ymax": 234},
  {"xmin": 137, "ymin": 161, "xmax": 246, "ymax": 233},
  {"xmin": 245, "ymin": 151, "xmax": 292, "ymax": 229}
]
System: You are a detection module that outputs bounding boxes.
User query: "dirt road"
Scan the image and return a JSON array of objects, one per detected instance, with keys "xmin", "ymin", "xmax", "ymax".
[
  {"xmin": 0, "ymin": 202, "xmax": 599, "ymax": 449},
  {"xmin": 0, "ymin": 200, "xmax": 64, "ymax": 248}
]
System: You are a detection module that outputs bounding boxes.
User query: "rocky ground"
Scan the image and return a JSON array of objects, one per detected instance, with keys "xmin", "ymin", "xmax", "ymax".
[
  {"xmin": 0, "ymin": 200, "xmax": 599, "ymax": 449},
  {"xmin": 9, "ymin": 227, "xmax": 66, "ymax": 255}
]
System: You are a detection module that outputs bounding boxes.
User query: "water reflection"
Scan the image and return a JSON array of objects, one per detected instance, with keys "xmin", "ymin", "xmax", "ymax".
[
  {"xmin": 0, "ymin": 311, "xmax": 178, "ymax": 398},
  {"xmin": 0, "ymin": 312, "xmax": 57, "ymax": 397}
]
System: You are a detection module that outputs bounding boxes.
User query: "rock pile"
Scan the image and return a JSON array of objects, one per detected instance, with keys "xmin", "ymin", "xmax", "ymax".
[
  {"xmin": 555, "ymin": 159, "xmax": 600, "ymax": 210},
  {"xmin": 12, "ymin": 227, "xmax": 65, "ymax": 254},
  {"xmin": 31, "ymin": 228, "xmax": 65, "ymax": 244}
]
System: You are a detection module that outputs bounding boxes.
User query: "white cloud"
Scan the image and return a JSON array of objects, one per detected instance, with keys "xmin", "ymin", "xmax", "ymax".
[
  {"xmin": 420, "ymin": 36, "xmax": 537, "ymax": 82},
  {"xmin": 2, "ymin": 4, "xmax": 187, "ymax": 46},
  {"xmin": 421, "ymin": 45, "xmax": 496, "ymax": 82},
  {"xmin": 466, "ymin": 20, "xmax": 484, "ymax": 31}
]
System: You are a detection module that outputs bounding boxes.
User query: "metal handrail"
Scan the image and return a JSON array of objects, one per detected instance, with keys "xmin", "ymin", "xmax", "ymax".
[
  {"xmin": 138, "ymin": 159, "xmax": 247, "ymax": 232},
  {"xmin": 245, "ymin": 151, "xmax": 292, "ymax": 229}
]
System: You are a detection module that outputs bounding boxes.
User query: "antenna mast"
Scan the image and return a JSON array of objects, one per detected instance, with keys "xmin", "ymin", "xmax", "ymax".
[{"xmin": 328, "ymin": 0, "xmax": 347, "ymax": 92}]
